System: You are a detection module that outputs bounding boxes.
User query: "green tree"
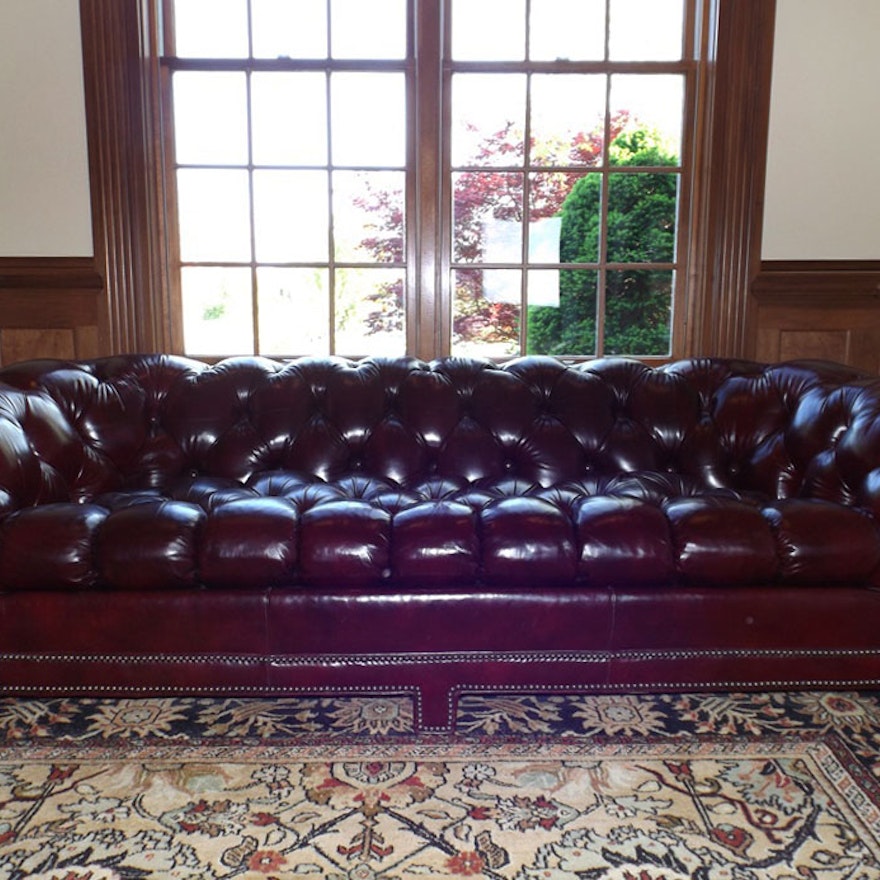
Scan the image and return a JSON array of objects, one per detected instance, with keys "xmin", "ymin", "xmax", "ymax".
[{"xmin": 528, "ymin": 128, "xmax": 678, "ymax": 356}]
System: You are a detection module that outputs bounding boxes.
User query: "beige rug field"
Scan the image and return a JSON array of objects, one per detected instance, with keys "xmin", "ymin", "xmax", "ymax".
[{"xmin": 0, "ymin": 692, "xmax": 879, "ymax": 878}]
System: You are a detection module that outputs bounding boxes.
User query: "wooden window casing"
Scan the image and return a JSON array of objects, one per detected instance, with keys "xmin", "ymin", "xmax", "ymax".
[{"xmin": 79, "ymin": 0, "xmax": 776, "ymax": 361}]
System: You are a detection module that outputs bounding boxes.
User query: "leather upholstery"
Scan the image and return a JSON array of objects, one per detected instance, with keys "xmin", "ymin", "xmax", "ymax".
[{"xmin": 2, "ymin": 354, "xmax": 880, "ymax": 729}]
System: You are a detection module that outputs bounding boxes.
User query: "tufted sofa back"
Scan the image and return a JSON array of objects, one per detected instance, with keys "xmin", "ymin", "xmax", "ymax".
[{"xmin": 1, "ymin": 354, "xmax": 879, "ymax": 518}]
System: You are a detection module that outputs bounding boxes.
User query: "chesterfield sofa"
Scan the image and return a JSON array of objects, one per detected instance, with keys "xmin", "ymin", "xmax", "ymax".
[{"xmin": 2, "ymin": 353, "xmax": 880, "ymax": 730}]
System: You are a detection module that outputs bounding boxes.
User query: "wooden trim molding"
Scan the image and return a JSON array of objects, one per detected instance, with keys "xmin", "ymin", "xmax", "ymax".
[
  {"xmin": 0, "ymin": 257, "xmax": 102, "ymax": 294},
  {"xmin": 754, "ymin": 261, "xmax": 880, "ymax": 303},
  {"xmin": 689, "ymin": 0, "xmax": 776, "ymax": 358},
  {"xmin": 79, "ymin": 0, "xmax": 170, "ymax": 355}
]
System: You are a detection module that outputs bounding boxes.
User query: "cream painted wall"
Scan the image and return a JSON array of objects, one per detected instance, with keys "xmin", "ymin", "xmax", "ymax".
[
  {"xmin": 0, "ymin": 0, "xmax": 92, "ymax": 256},
  {"xmin": 762, "ymin": 0, "xmax": 880, "ymax": 260}
]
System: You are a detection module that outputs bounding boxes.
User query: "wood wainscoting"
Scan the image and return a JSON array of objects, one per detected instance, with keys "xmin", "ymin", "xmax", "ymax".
[
  {"xmin": 0, "ymin": 258, "xmax": 104, "ymax": 366},
  {"xmin": 751, "ymin": 262, "xmax": 880, "ymax": 375}
]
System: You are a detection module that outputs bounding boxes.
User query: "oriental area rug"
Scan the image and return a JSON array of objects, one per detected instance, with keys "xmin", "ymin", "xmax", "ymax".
[{"xmin": 1, "ymin": 691, "xmax": 879, "ymax": 879}]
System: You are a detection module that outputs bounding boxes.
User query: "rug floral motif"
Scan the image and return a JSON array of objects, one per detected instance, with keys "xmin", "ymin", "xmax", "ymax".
[{"xmin": 0, "ymin": 691, "xmax": 878, "ymax": 879}]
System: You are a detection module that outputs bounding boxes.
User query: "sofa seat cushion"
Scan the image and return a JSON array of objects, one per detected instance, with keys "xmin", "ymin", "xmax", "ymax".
[{"xmin": 2, "ymin": 468, "xmax": 878, "ymax": 592}]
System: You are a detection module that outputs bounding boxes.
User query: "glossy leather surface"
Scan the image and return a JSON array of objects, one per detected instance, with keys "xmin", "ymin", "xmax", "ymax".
[{"xmin": 2, "ymin": 354, "xmax": 880, "ymax": 729}]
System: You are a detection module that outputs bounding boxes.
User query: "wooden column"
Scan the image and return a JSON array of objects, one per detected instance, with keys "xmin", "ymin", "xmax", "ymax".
[
  {"xmin": 690, "ymin": 0, "xmax": 776, "ymax": 358},
  {"xmin": 79, "ymin": 0, "xmax": 171, "ymax": 354}
]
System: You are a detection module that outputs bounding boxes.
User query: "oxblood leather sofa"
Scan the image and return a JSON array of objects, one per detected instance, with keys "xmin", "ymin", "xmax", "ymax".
[{"xmin": 2, "ymin": 353, "xmax": 880, "ymax": 730}]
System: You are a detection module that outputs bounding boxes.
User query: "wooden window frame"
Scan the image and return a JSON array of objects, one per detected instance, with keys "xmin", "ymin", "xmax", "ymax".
[{"xmin": 79, "ymin": 0, "xmax": 775, "ymax": 360}]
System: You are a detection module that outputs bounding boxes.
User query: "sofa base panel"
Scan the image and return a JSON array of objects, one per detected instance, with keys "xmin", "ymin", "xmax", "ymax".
[{"xmin": 4, "ymin": 648, "xmax": 880, "ymax": 731}]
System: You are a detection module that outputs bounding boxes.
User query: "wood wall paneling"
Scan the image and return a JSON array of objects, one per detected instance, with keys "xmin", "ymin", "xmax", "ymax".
[
  {"xmin": 751, "ymin": 261, "xmax": 880, "ymax": 374},
  {"xmin": 0, "ymin": 257, "xmax": 103, "ymax": 365}
]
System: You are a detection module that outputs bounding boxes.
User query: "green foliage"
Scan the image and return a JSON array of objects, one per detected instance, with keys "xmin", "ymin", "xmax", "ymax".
[
  {"xmin": 202, "ymin": 303, "xmax": 226, "ymax": 321},
  {"xmin": 528, "ymin": 128, "xmax": 678, "ymax": 357}
]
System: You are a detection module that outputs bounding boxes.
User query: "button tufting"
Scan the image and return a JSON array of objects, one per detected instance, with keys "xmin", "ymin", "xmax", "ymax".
[{"xmin": 3, "ymin": 353, "xmax": 880, "ymax": 706}]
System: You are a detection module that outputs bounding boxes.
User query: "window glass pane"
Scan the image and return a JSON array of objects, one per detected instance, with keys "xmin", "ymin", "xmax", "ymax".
[
  {"xmin": 530, "ymin": 0, "xmax": 605, "ymax": 61},
  {"xmin": 452, "ymin": 172, "xmax": 524, "ymax": 264},
  {"xmin": 452, "ymin": 269, "xmax": 521, "ymax": 358},
  {"xmin": 252, "ymin": 0, "xmax": 327, "ymax": 59},
  {"xmin": 172, "ymin": 0, "xmax": 248, "ymax": 58},
  {"xmin": 451, "ymin": 74, "xmax": 526, "ymax": 167},
  {"xmin": 605, "ymin": 269, "xmax": 673, "ymax": 355},
  {"xmin": 609, "ymin": 0, "xmax": 684, "ymax": 61},
  {"xmin": 333, "ymin": 171, "xmax": 405, "ymax": 263},
  {"xmin": 607, "ymin": 173, "xmax": 678, "ymax": 263},
  {"xmin": 331, "ymin": 73, "xmax": 406, "ymax": 167},
  {"xmin": 177, "ymin": 169, "xmax": 251, "ymax": 262},
  {"xmin": 257, "ymin": 268, "xmax": 329, "ymax": 354},
  {"xmin": 528, "ymin": 214, "xmax": 561, "ymax": 265},
  {"xmin": 331, "ymin": 0, "xmax": 406, "ymax": 59},
  {"xmin": 527, "ymin": 269, "xmax": 598, "ymax": 356},
  {"xmin": 525, "ymin": 268, "xmax": 561, "ymax": 306},
  {"xmin": 452, "ymin": 0, "xmax": 526, "ymax": 61},
  {"xmin": 610, "ymin": 75, "xmax": 684, "ymax": 163},
  {"xmin": 253, "ymin": 170, "xmax": 329, "ymax": 262},
  {"xmin": 530, "ymin": 75, "xmax": 606, "ymax": 167},
  {"xmin": 335, "ymin": 268, "xmax": 406, "ymax": 356},
  {"xmin": 251, "ymin": 73, "xmax": 327, "ymax": 166},
  {"xmin": 481, "ymin": 217, "xmax": 523, "ymax": 265},
  {"xmin": 181, "ymin": 267, "xmax": 253, "ymax": 355},
  {"xmin": 173, "ymin": 72, "xmax": 248, "ymax": 165},
  {"xmin": 531, "ymin": 172, "xmax": 599, "ymax": 264}
]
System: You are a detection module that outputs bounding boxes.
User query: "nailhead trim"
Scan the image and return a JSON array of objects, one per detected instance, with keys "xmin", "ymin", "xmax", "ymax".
[
  {"xmin": 4, "ymin": 649, "xmax": 880, "ymax": 731},
  {"xmin": 4, "ymin": 647, "xmax": 880, "ymax": 665}
]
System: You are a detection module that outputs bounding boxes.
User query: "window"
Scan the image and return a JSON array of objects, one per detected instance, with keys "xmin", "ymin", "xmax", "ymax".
[
  {"xmin": 446, "ymin": 0, "xmax": 689, "ymax": 359},
  {"xmin": 165, "ymin": 0, "xmax": 410, "ymax": 358},
  {"xmin": 153, "ymin": 0, "xmax": 704, "ymax": 360}
]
